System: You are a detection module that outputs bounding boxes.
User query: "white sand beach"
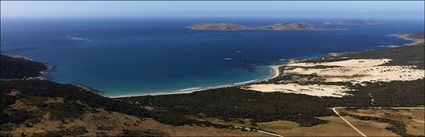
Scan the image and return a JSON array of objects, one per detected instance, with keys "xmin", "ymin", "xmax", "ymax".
[{"xmin": 110, "ymin": 64, "xmax": 284, "ymax": 98}]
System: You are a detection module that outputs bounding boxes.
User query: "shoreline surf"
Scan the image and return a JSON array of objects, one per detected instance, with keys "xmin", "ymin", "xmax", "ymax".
[{"xmin": 109, "ymin": 64, "xmax": 283, "ymax": 98}]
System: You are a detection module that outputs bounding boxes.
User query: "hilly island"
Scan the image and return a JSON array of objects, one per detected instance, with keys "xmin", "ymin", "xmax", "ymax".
[
  {"xmin": 1, "ymin": 32, "xmax": 424, "ymax": 136},
  {"xmin": 188, "ymin": 23, "xmax": 344, "ymax": 31}
]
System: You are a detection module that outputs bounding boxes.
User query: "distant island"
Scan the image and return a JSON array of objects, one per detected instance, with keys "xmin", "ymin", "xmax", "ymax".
[
  {"xmin": 323, "ymin": 20, "xmax": 379, "ymax": 25},
  {"xmin": 188, "ymin": 23, "xmax": 344, "ymax": 31}
]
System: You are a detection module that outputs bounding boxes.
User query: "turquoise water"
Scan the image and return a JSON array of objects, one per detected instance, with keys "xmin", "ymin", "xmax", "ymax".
[{"xmin": 1, "ymin": 18, "xmax": 423, "ymax": 96}]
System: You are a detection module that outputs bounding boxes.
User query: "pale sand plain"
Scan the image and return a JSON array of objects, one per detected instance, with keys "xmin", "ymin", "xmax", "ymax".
[{"xmin": 244, "ymin": 59, "xmax": 424, "ymax": 97}]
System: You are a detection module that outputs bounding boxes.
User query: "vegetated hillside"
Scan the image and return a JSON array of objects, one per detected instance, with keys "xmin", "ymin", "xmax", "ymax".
[
  {"xmin": 127, "ymin": 88, "xmax": 337, "ymax": 126},
  {"xmin": 0, "ymin": 55, "xmax": 47, "ymax": 79},
  {"xmin": 0, "ymin": 80, "xmax": 155, "ymax": 136},
  {"xmin": 1, "ymin": 83, "xmax": 262, "ymax": 136},
  {"xmin": 406, "ymin": 32, "xmax": 425, "ymax": 40},
  {"xmin": 303, "ymin": 42, "xmax": 424, "ymax": 69},
  {"xmin": 122, "ymin": 79, "xmax": 424, "ymax": 127},
  {"xmin": 121, "ymin": 42, "xmax": 424, "ymax": 128},
  {"xmin": 0, "ymin": 55, "xmax": 154, "ymax": 136},
  {"xmin": 344, "ymin": 42, "xmax": 424, "ymax": 69}
]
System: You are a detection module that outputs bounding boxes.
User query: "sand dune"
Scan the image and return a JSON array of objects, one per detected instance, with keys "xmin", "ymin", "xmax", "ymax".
[
  {"xmin": 244, "ymin": 59, "xmax": 424, "ymax": 97},
  {"xmin": 286, "ymin": 59, "xmax": 424, "ymax": 83},
  {"xmin": 243, "ymin": 83, "xmax": 352, "ymax": 97}
]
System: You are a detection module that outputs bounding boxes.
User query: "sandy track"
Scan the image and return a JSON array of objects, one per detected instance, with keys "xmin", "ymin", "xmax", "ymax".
[{"xmin": 332, "ymin": 107, "xmax": 368, "ymax": 137}]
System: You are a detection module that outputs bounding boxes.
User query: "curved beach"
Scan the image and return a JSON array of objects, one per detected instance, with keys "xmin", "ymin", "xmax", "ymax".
[{"xmin": 109, "ymin": 64, "xmax": 283, "ymax": 98}]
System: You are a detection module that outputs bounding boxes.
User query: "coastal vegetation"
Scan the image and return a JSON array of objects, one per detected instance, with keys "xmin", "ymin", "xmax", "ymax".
[
  {"xmin": 405, "ymin": 32, "xmax": 425, "ymax": 40},
  {"xmin": 1, "ymin": 80, "xmax": 264, "ymax": 136},
  {"xmin": 122, "ymin": 78, "xmax": 424, "ymax": 127},
  {"xmin": 0, "ymin": 55, "xmax": 47, "ymax": 79},
  {"xmin": 305, "ymin": 33, "xmax": 424, "ymax": 69}
]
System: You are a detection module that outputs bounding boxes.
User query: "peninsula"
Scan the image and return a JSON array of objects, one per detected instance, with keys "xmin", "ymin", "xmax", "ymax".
[{"xmin": 188, "ymin": 23, "xmax": 343, "ymax": 31}]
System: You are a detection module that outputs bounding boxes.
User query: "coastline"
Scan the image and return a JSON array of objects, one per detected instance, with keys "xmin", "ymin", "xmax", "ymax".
[
  {"xmin": 10, "ymin": 32, "xmax": 422, "ymax": 99},
  {"xmin": 114, "ymin": 32, "xmax": 423, "ymax": 98},
  {"xmin": 240, "ymin": 33, "xmax": 424, "ymax": 97},
  {"xmin": 387, "ymin": 34, "xmax": 425, "ymax": 47},
  {"xmin": 7, "ymin": 53, "xmax": 284, "ymax": 98},
  {"xmin": 9, "ymin": 55, "xmax": 53, "ymax": 80},
  {"xmin": 110, "ymin": 64, "xmax": 283, "ymax": 98},
  {"xmin": 39, "ymin": 64, "xmax": 53, "ymax": 80}
]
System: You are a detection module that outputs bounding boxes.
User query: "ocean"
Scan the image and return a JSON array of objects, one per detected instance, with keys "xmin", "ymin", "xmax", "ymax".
[{"xmin": 1, "ymin": 17, "xmax": 423, "ymax": 96}]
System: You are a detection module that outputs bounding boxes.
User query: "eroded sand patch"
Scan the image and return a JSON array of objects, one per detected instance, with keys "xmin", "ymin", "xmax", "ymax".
[
  {"xmin": 243, "ymin": 83, "xmax": 352, "ymax": 97},
  {"xmin": 287, "ymin": 59, "xmax": 392, "ymax": 67},
  {"xmin": 244, "ymin": 59, "xmax": 424, "ymax": 97},
  {"xmin": 285, "ymin": 59, "xmax": 424, "ymax": 83}
]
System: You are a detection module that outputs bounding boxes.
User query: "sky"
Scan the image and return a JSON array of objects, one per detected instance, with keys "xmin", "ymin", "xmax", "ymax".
[{"xmin": 1, "ymin": 1, "xmax": 424, "ymax": 19}]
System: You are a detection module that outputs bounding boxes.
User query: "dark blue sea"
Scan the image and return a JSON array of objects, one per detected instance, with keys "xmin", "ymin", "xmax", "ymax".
[{"xmin": 1, "ymin": 17, "xmax": 423, "ymax": 96}]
